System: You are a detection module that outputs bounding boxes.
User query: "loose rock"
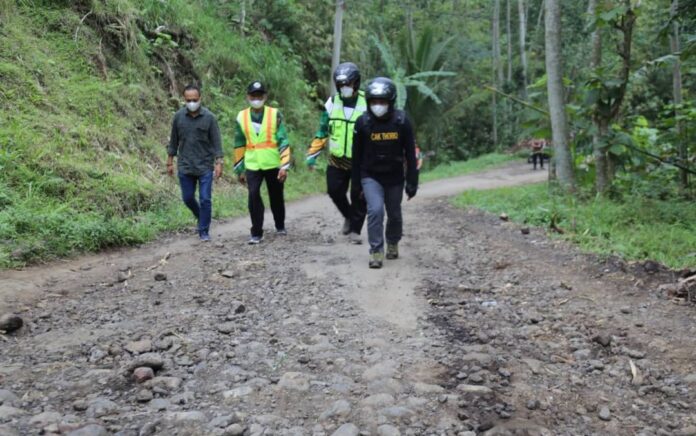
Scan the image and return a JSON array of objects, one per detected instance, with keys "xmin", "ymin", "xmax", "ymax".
[
  {"xmin": 133, "ymin": 367, "xmax": 155, "ymax": 383},
  {"xmin": 331, "ymin": 423, "xmax": 359, "ymax": 436},
  {"xmin": 0, "ymin": 314, "xmax": 23, "ymax": 333}
]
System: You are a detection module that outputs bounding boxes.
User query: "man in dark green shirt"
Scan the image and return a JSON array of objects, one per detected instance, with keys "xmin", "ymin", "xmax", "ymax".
[{"xmin": 167, "ymin": 84, "xmax": 223, "ymax": 241}]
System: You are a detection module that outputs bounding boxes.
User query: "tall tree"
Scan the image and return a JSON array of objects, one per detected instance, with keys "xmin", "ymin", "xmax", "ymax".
[
  {"xmin": 545, "ymin": 0, "xmax": 575, "ymax": 189},
  {"xmin": 671, "ymin": 0, "xmax": 688, "ymax": 189},
  {"xmin": 330, "ymin": 0, "xmax": 345, "ymax": 96},
  {"xmin": 506, "ymin": 0, "xmax": 513, "ymax": 82},
  {"xmin": 518, "ymin": 0, "xmax": 529, "ymax": 99},
  {"xmin": 588, "ymin": 0, "xmax": 610, "ymax": 193},
  {"xmin": 492, "ymin": 0, "xmax": 502, "ymax": 147},
  {"xmin": 587, "ymin": 1, "xmax": 637, "ymax": 193}
]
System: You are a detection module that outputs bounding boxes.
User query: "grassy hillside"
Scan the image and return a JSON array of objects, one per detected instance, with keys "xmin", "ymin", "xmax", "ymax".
[{"xmin": 0, "ymin": 0, "xmax": 323, "ymax": 267}]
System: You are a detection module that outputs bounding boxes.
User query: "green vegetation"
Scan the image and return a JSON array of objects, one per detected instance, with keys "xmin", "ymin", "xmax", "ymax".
[
  {"xmin": 0, "ymin": 0, "xmax": 326, "ymax": 267},
  {"xmin": 420, "ymin": 153, "xmax": 518, "ymax": 182},
  {"xmin": 1, "ymin": 0, "xmax": 694, "ymax": 270},
  {"xmin": 454, "ymin": 184, "xmax": 696, "ymax": 269}
]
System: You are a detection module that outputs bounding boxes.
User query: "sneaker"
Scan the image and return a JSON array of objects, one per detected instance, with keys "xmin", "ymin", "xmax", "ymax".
[
  {"xmin": 199, "ymin": 233, "xmax": 211, "ymax": 242},
  {"xmin": 386, "ymin": 243, "xmax": 399, "ymax": 259},
  {"xmin": 248, "ymin": 235, "xmax": 263, "ymax": 245},
  {"xmin": 341, "ymin": 218, "xmax": 351, "ymax": 235},
  {"xmin": 349, "ymin": 232, "xmax": 362, "ymax": 245},
  {"xmin": 369, "ymin": 252, "xmax": 384, "ymax": 269},
  {"xmin": 276, "ymin": 228, "xmax": 287, "ymax": 236}
]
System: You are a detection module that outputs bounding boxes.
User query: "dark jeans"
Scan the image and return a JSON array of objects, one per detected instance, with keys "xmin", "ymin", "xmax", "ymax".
[
  {"xmin": 247, "ymin": 168, "xmax": 285, "ymax": 237},
  {"xmin": 532, "ymin": 151, "xmax": 544, "ymax": 169},
  {"xmin": 178, "ymin": 170, "xmax": 213, "ymax": 236},
  {"xmin": 326, "ymin": 165, "xmax": 366, "ymax": 234},
  {"xmin": 361, "ymin": 177, "xmax": 403, "ymax": 254}
]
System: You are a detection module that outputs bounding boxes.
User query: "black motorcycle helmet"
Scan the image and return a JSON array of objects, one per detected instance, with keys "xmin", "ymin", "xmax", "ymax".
[
  {"xmin": 333, "ymin": 62, "xmax": 361, "ymax": 90},
  {"xmin": 365, "ymin": 77, "xmax": 397, "ymax": 103}
]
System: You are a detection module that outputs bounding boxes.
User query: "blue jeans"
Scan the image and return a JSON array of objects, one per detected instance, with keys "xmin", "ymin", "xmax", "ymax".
[
  {"xmin": 361, "ymin": 177, "xmax": 403, "ymax": 254},
  {"xmin": 178, "ymin": 171, "xmax": 213, "ymax": 236}
]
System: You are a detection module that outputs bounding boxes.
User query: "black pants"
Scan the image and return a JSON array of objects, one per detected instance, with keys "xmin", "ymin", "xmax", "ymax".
[
  {"xmin": 532, "ymin": 151, "xmax": 544, "ymax": 169},
  {"xmin": 247, "ymin": 168, "xmax": 285, "ymax": 237},
  {"xmin": 326, "ymin": 165, "xmax": 366, "ymax": 234}
]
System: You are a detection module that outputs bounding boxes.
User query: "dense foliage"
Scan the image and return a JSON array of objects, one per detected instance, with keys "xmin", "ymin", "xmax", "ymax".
[{"xmin": 0, "ymin": 0, "xmax": 693, "ymax": 267}]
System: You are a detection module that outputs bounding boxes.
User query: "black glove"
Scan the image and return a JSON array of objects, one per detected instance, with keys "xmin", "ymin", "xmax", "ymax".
[{"xmin": 405, "ymin": 184, "xmax": 417, "ymax": 199}]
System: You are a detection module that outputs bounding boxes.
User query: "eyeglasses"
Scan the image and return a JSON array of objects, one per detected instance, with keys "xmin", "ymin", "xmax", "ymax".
[{"xmin": 185, "ymin": 99, "xmax": 199, "ymax": 103}]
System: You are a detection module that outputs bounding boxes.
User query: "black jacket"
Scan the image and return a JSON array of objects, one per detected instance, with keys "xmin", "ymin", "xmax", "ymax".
[{"xmin": 351, "ymin": 109, "xmax": 418, "ymax": 192}]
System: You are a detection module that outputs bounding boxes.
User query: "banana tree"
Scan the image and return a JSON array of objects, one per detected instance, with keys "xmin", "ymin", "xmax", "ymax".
[{"xmin": 370, "ymin": 29, "xmax": 456, "ymax": 131}]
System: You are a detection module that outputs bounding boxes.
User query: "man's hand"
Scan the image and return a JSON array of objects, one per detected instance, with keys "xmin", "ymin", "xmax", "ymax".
[
  {"xmin": 277, "ymin": 168, "xmax": 288, "ymax": 183},
  {"xmin": 238, "ymin": 173, "xmax": 247, "ymax": 186},
  {"xmin": 167, "ymin": 163, "xmax": 174, "ymax": 177},
  {"xmin": 214, "ymin": 162, "xmax": 223, "ymax": 179},
  {"xmin": 405, "ymin": 184, "xmax": 417, "ymax": 201},
  {"xmin": 306, "ymin": 155, "xmax": 317, "ymax": 171}
]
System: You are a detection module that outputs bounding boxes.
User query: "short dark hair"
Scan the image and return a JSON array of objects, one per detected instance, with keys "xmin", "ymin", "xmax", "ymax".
[{"xmin": 184, "ymin": 84, "xmax": 200, "ymax": 95}]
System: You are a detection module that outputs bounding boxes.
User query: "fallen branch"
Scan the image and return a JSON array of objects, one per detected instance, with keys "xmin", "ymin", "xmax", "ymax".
[
  {"xmin": 484, "ymin": 85, "xmax": 549, "ymax": 115},
  {"xmin": 74, "ymin": 10, "xmax": 93, "ymax": 43}
]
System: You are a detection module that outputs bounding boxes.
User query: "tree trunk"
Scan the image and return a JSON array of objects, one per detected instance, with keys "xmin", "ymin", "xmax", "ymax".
[
  {"xmin": 545, "ymin": 0, "xmax": 574, "ymax": 189},
  {"xmin": 518, "ymin": 0, "xmax": 529, "ymax": 100},
  {"xmin": 492, "ymin": 0, "xmax": 501, "ymax": 147},
  {"xmin": 240, "ymin": 0, "xmax": 246, "ymax": 36},
  {"xmin": 506, "ymin": 0, "xmax": 513, "ymax": 82},
  {"xmin": 493, "ymin": 0, "xmax": 504, "ymax": 84},
  {"xmin": 671, "ymin": 0, "xmax": 688, "ymax": 189},
  {"xmin": 588, "ymin": 0, "xmax": 609, "ymax": 193},
  {"xmin": 330, "ymin": 0, "xmax": 345, "ymax": 96}
]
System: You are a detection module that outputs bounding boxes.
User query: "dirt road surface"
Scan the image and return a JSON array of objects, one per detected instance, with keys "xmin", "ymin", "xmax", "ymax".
[{"xmin": 1, "ymin": 163, "xmax": 695, "ymax": 436}]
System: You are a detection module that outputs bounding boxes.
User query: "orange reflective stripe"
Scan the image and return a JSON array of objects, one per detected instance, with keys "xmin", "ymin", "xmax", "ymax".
[
  {"xmin": 266, "ymin": 107, "xmax": 276, "ymax": 144},
  {"xmin": 241, "ymin": 108, "xmax": 252, "ymax": 143},
  {"xmin": 251, "ymin": 142, "xmax": 276, "ymax": 149}
]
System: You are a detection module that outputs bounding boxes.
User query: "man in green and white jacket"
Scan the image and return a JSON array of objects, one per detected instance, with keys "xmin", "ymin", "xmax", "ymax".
[{"xmin": 306, "ymin": 62, "xmax": 367, "ymax": 244}]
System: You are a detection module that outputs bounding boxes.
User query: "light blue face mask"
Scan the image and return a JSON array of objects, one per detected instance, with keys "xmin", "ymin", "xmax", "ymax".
[
  {"xmin": 370, "ymin": 104, "xmax": 388, "ymax": 117},
  {"xmin": 340, "ymin": 86, "xmax": 354, "ymax": 98},
  {"xmin": 248, "ymin": 99, "xmax": 265, "ymax": 109},
  {"xmin": 185, "ymin": 101, "xmax": 200, "ymax": 112}
]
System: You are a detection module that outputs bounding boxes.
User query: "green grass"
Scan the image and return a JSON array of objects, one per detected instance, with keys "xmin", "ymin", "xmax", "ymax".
[
  {"xmin": 453, "ymin": 183, "xmax": 696, "ymax": 269},
  {"xmin": 420, "ymin": 152, "xmax": 518, "ymax": 182},
  {"xmin": 0, "ymin": 2, "xmax": 324, "ymax": 268},
  {"xmin": 0, "ymin": 1, "xmax": 521, "ymax": 269}
]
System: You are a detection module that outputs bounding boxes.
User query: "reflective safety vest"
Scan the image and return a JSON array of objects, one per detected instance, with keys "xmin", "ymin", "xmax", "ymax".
[
  {"xmin": 237, "ymin": 106, "xmax": 280, "ymax": 171},
  {"xmin": 327, "ymin": 91, "xmax": 366, "ymax": 159}
]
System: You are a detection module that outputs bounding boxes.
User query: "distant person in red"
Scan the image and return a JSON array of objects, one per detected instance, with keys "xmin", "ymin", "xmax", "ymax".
[
  {"xmin": 415, "ymin": 144, "xmax": 424, "ymax": 171},
  {"xmin": 530, "ymin": 139, "xmax": 546, "ymax": 170}
]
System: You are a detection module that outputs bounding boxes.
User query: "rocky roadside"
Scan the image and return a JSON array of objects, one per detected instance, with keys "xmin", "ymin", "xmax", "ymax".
[{"xmin": 1, "ymin": 197, "xmax": 695, "ymax": 436}]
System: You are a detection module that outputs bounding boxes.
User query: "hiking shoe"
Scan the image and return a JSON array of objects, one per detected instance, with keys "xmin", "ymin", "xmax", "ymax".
[
  {"xmin": 199, "ymin": 232, "xmax": 211, "ymax": 242},
  {"xmin": 369, "ymin": 252, "xmax": 384, "ymax": 269},
  {"xmin": 349, "ymin": 232, "xmax": 362, "ymax": 245},
  {"xmin": 248, "ymin": 235, "xmax": 263, "ymax": 245},
  {"xmin": 341, "ymin": 218, "xmax": 351, "ymax": 235},
  {"xmin": 386, "ymin": 243, "xmax": 399, "ymax": 259},
  {"xmin": 276, "ymin": 228, "xmax": 287, "ymax": 236}
]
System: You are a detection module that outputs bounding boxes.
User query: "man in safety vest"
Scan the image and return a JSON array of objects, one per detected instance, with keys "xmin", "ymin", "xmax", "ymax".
[
  {"xmin": 306, "ymin": 62, "xmax": 367, "ymax": 244},
  {"xmin": 233, "ymin": 81, "xmax": 291, "ymax": 245},
  {"xmin": 352, "ymin": 77, "xmax": 418, "ymax": 269}
]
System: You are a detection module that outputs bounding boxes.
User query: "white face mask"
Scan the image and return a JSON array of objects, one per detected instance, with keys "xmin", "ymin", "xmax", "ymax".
[
  {"xmin": 370, "ymin": 104, "xmax": 389, "ymax": 118},
  {"xmin": 249, "ymin": 99, "xmax": 265, "ymax": 109},
  {"xmin": 340, "ymin": 86, "xmax": 354, "ymax": 98},
  {"xmin": 185, "ymin": 101, "xmax": 201, "ymax": 112}
]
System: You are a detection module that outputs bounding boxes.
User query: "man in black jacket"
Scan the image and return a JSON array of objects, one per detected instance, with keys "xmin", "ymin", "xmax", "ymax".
[{"xmin": 352, "ymin": 77, "xmax": 418, "ymax": 269}]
